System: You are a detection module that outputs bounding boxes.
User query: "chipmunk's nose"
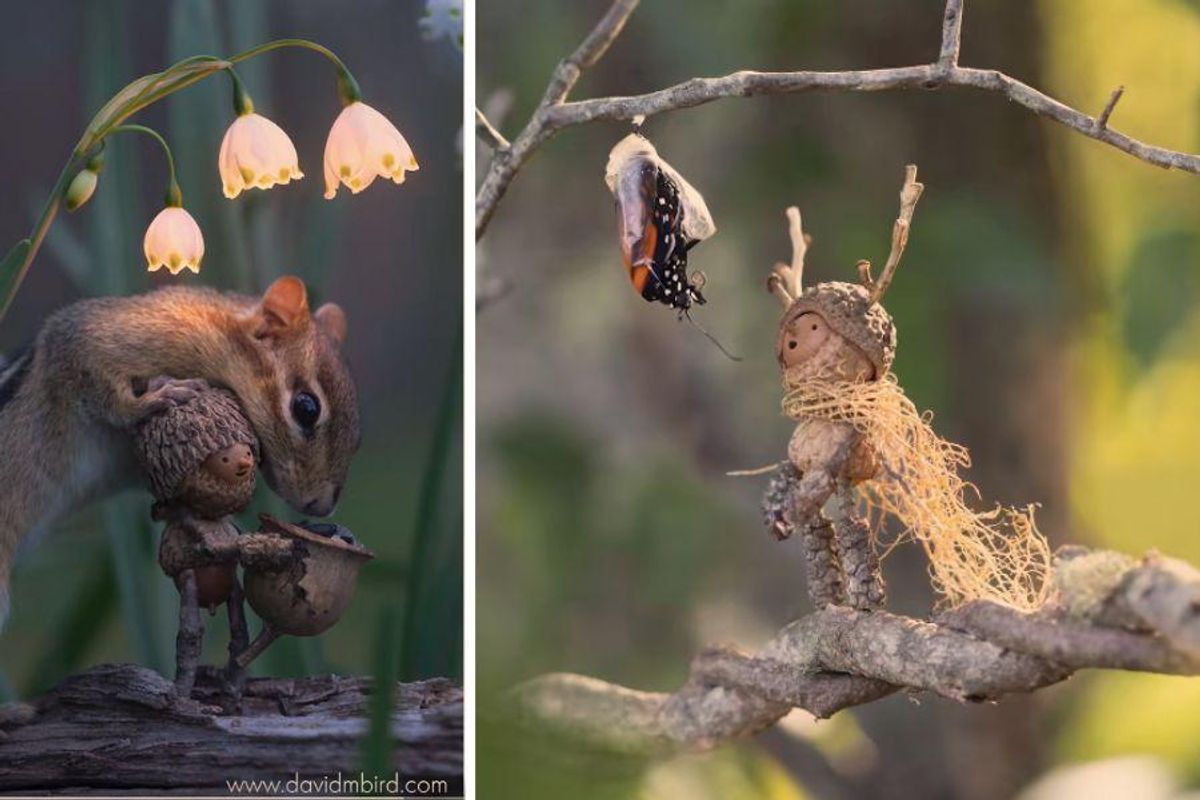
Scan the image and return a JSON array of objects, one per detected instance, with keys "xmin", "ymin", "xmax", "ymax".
[{"xmin": 303, "ymin": 484, "xmax": 341, "ymax": 517}]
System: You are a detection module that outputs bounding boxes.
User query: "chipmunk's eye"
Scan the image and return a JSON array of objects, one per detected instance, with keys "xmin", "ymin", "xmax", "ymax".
[{"xmin": 291, "ymin": 391, "xmax": 321, "ymax": 430}]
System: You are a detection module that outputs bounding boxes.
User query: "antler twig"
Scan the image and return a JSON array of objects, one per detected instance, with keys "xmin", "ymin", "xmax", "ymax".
[
  {"xmin": 768, "ymin": 206, "xmax": 810, "ymax": 307},
  {"xmin": 862, "ymin": 164, "xmax": 924, "ymax": 304}
]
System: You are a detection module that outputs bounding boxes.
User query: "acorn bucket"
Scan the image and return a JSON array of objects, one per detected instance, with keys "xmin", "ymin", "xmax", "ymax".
[{"xmin": 236, "ymin": 514, "xmax": 374, "ymax": 668}]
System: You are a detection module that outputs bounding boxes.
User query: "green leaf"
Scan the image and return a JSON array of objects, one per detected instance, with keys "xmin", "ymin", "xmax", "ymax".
[{"xmin": 82, "ymin": 58, "xmax": 229, "ymax": 146}]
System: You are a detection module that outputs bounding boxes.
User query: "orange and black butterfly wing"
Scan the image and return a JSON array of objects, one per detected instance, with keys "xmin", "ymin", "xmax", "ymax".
[
  {"xmin": 613, "ymin": 158, "xmax": 700, "ymax": 309},
  {"xmin": 613, "ymin": 159, "xmax": 661, "ymax": 298}
]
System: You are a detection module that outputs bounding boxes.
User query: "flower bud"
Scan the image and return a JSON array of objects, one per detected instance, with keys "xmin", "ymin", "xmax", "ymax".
[{"xmin": 64, "ymin": 166, "xmax": 100, "ymax": 212}]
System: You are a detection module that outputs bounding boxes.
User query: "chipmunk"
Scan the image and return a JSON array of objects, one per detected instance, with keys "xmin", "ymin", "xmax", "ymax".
[{"xmin": 0, "ymin": 276, "xmax": 360, "ymax": 628}]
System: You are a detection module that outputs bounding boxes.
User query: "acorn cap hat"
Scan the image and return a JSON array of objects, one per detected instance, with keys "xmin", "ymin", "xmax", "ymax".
[
  {"xmin": 134, "ymin": 386, "xmax": 259, "ymax": 502},
  {"xmin": 779, "ymin": 282, "xmax": 897, "ymax": 376}
]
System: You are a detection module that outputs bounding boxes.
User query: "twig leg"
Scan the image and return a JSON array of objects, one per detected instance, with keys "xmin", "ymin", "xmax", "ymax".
[
  {"xmin": 829, "ymin": 483, "xmax": 885, "ymax": 610},
  {"xmin": 223, "ymin": 574, "xmax": 249, "ymax": 711},
  {"xmin": 800, "ymin": 516, "xmax": 844, "ymax": 608},
  {"xmin": 785, "ymin": 468, "xmax": 843, "ymax": 608},
  {"xmin": 174, "ymin": 569, "xmax": 204, "ymax": 696},
  {"xmin": 236, "ymin": 625, "xmax": 282, "ymax": 671}
]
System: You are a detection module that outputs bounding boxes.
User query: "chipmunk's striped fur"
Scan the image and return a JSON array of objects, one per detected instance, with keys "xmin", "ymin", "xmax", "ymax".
[{"xmin": 0, "ymin": 277, "xmax": 360, "ymax": 628}]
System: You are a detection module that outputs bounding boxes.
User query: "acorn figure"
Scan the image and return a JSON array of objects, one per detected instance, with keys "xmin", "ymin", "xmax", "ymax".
[
  {"xmin": 134, "ymin": 380, "xmax": 259, "ymax": 697},
  {"xmin": 134, "ymin": 378, "xmax": 374, "ymax": 701},
  {"xmin": 762, "ymin": 165, "xmax": 1051, "ymax": 613}
]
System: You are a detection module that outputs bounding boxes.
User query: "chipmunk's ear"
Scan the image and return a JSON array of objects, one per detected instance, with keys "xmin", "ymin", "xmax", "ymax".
[
  {"xmin": 314, "ymin": 303, "xmax": 347, "ymax": 348},
  {"xmin": 255, "ymin": 276, "xmax": 309, "ymax": 338}
]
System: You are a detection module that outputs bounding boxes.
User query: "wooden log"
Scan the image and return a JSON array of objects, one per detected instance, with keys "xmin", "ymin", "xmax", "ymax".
[{"xmin": 0, "ymin": 663, "xmax": 463, "ymax": 794}]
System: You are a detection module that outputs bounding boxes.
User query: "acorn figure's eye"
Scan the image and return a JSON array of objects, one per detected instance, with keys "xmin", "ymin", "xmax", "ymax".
[{"xmin": 291, "ymin": 391, "xmax": 321, "ymax": 430}]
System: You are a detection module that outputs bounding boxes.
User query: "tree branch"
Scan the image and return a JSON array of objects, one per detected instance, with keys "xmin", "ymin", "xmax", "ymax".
[
  {"xmin": 475, "ymin": 0, "xmax": 640, "ymax": 240},
  {"xmin": 476, "ymin": 0, "xmax": 1200, "ymax": 244},
  {"xmin": 510, "ymin": 547, "xmax": 1200, "ymax": 755}
]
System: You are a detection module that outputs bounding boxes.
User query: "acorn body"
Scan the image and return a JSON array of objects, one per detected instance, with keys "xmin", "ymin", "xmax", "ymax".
[
  {"xmin": 187, "ymin": 564, "xmax": 236, "ymax": 612},
  {"xmin": 157, "ymin": 517, "xmax": 242, "ymax": 612},
  {"xmin": 242, "ymin": 516, "xmax": 373, "ymax": 636},
  {"xmin": 788, "ymin": 418, "xmax": 879, "ymax": 484}
]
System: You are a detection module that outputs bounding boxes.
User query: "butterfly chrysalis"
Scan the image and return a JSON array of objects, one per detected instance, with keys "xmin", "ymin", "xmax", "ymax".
[{"xmin": 604, "ymin": 132, "xmax": 738, "ymax": 359}]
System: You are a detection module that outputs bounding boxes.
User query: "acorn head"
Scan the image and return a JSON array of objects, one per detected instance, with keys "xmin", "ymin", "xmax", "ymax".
[
  {"xmin": 134, "ymin": 385, "xmax": 259, "ymax": 519},
  {"xmin": 777, "ymin": 281, "xmax": 895, "ymax": 379}
]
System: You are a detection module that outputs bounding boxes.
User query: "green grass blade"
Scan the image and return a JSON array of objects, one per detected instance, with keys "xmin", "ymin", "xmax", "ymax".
[
  {"xmin": 104, "ymin": 499, "xmax": 167, "ymax": 672},
  {"xmin": 360, "ymin": 602, "xmax": 401, "ymax": 778},
  {"xmin": 0, "ymin": 239, "xmax": 32, "ymax": 314},
  {"xmin": 84, "ymin": 0, "xmax": 144, "ymax": 297},
  {"xmin": 26, "ymin": 557, "xmax": 118, "ymax": 695},
  {"xmin": 400, "ymin": 327, "xmax": 463, "ymax": 680}
]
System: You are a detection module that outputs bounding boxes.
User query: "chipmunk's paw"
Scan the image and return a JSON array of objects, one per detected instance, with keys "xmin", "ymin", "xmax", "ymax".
[{"xmin": 137, "ymin": 376, "xmax": 209, "ymax": 418}]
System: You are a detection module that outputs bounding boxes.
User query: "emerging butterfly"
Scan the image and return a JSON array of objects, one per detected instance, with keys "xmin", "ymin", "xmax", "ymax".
[{"xmin": 605, "ymin": 132, "xmax": 739, "ymax": 359}]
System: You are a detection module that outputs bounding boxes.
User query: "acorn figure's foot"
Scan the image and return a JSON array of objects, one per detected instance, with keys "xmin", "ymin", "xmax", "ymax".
[
  {"xmin": 220, "ymin": 665, "xmax": 246, "ymax": 714},
  {"xmin": 801, "ymin": 517, "xmax": 844, "ymax": 608},
  {"xmin": 843, "ymin": 559, "xmax": 886, "ymax": 611}
]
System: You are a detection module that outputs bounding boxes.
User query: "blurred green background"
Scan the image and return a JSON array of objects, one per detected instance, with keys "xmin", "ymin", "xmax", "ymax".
[
  {"xmin": 477, "ymin": 1, "xmax": 1200, "ymax": 798},
  {"xmin": 0, "ymin": 0, "xmax": 462, "ymax": 704}
]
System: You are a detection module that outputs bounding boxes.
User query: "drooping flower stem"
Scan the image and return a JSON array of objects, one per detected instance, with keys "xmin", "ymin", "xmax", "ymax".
[
  {"xmin": 108, "ymin": 125, "xmax": 183, "ymax": 207},
  {"xmin": 0, "ymin": 161, "xmax": 74, "ymax": 318},
  {"xmin": 0, "ymin": 38, "xmax": 359, "ymax": 322},
  {"xmin": 228, "ymin": 39, "xmax": 362, "ymax": 105}
]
